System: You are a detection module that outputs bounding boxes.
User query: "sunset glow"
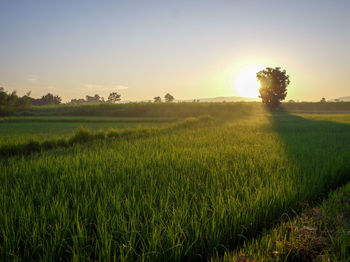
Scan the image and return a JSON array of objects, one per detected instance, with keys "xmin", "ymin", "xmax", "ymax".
[
  {"xmin": 1, "ymin": 1, "xmax": 349, "ymax": 101},
  {"xmin": 234, "ymin": 66, "xmax": 262, "ymax": 98}
]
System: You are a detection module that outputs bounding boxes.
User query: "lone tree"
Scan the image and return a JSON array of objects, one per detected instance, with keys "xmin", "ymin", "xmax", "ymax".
[
  {"xmin": 164, "ymin": 93, "xmax": 174, "ymax": 103},
  {"xmin": 107, "ymin": 92, "xmax": 121, "ymax": 103},
  {"xmin": 153, "ymin": 96, "xmax": 162, "ymax": 103},
  {"xmin": 257, "ymin": 67, "xmax": 290, "ymax": 109}
]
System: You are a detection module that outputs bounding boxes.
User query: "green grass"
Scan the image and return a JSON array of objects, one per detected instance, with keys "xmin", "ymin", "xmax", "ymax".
[
  {"xmin": 0, "ymin": 116, "xmax": 177, "ymax": 123},
  {"xmin": 0, "ymin": 116, "xmax": 213, "ymax": 158},
  {"xmin": 0, "ymin": 116, "xmax": 174, "ymax": 145},
  {"xmin": 294, "ymin": 113, "xmax": 350, "ymax": 124},
  {"xmin": 0, "ymin": 109, "xmax": 349, "ymax": 261},
  {"xmin": 4, "ymin": 101, "xmax": 350, "ymax": 118},
  {"xmin": 6, "ymin": 102, "xmax": 262, "ymax": 117}
]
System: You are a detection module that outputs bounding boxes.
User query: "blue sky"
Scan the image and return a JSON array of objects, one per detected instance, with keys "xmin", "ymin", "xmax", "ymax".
[{"xmin": 1, "ymin": 0, "xmax": 349, "ymax": 101}]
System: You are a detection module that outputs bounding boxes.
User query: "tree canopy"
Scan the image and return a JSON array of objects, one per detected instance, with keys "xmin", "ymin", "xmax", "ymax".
[
  {"xmin": 153, "ymin": 96, "xmax": 162, "ymax": 103},
  {"xmin": 257, "ymin": 67, "xmax": 290, "ymax": 109},
  {"xmin": 30, "ymin": 93, "xmax": 62, "ymax": 106},
  {"xmin": 0, "ymin": 87, "xmax": 31, "ymax": 107},
  {"xmin": 164, "ymin": 93, "xmax": 175, "ymax": 103},
  {"xmin": 107, "ymin": 92, "xmax": 121, "ymax": 103}
]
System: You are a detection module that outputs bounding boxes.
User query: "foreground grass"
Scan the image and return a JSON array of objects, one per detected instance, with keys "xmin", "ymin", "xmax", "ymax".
[
  {"xmin": 0, "ymin": 112, "xmax": 349, "ymax": 261},
  {"xmin": 217, "ymin": 182, "xmax": 350, "ymax": 261}
]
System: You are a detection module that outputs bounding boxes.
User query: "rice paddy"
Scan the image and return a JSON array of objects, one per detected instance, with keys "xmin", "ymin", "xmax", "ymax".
[{"xmin": 0, "ymin": 105, "xmax": 349, "ymax": 261}]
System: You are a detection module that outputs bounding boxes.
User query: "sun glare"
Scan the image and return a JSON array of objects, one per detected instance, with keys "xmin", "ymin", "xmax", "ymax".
[{"xmin": 234, "ymin": 66, "xmax": 262, "ymax": 98}]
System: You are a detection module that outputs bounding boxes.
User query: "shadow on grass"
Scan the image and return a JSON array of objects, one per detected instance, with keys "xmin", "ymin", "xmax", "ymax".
[
  {"xmin": 268, "ymin": 111, "xmax": 350, "ymax": 205},
  {"xmin": 218, "ymin": 111, "xmax": 350, "ymax": 261}
]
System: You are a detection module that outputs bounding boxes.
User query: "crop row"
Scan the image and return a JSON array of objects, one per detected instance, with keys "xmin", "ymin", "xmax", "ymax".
[{"xmin": 0, "ymin": 115, "xmax": 213, "ymax": 158}]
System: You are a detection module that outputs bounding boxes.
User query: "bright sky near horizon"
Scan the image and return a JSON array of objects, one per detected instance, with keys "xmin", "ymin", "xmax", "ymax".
[{"xmin": 1, "ymin": 0, "xmax": 349, "ymax": 102}]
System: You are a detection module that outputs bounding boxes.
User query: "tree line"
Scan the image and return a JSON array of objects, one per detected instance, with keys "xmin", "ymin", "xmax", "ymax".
[
  {"xmin": 0, "ymin": 88, "xmax": 125, "ymax": 107},
  {"xmin": 0, "ymin": 87, "xmax": 177, "ymax": 108},
  {"xmin": 153, "ymin": 93, "xmax": 175, "ymax": 103},
  {"xmin": 0, "ymin": 87, "xmax": 62, "ymax": 107},
  {"xmin": 69, "ymin": 92, "xmax": 121, "ymax": 104}
]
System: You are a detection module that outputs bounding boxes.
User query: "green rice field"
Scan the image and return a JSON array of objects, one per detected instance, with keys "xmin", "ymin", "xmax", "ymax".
[{"xmin": 0, "ymin": 104, "xmax": 350, "ymax": 261}]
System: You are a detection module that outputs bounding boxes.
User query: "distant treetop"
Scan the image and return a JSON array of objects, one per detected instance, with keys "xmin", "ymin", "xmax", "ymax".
[
  {"xmin": 153, "ymin": 96, "xmax": 162, "ymax": 103},
  {"xmin": 164, "ymin": 93, "xmax": 175, "ymax": 103}
]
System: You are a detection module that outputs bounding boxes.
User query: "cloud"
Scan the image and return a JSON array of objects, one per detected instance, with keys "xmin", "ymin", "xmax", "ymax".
[
  {"xmin": 81, "ymin": 84, "xmax": 130, "ymax": 92},
  {"xmin": 113, "ymin": 85, "xmax": 129, "ymax": 90},
  {"xmin": 84, "ymin": 84, "xmax": 103, "ymax": 89},
  {"xmin": 27, "ymin": 75, "xmax": 37, "ymax": 81}
]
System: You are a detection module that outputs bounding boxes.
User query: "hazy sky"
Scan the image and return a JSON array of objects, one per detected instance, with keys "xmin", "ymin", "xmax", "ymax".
[{"xmin": 1, "ymin": 0, "xmax": 349, "ymax": 102}]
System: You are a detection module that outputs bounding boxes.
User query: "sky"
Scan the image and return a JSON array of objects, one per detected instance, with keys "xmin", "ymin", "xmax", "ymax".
[{"xmin": 0, "ymin": 0, "xmax": 349, "ymax": 102}]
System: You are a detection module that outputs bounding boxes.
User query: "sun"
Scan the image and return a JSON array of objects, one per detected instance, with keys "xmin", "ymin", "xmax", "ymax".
[{"xmin": 234, "ymin": 66, "xmax": 262, "ymax": 98}]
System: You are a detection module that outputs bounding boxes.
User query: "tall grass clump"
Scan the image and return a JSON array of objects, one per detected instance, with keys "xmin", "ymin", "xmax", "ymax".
[{"xmin": 69, "ymin": 127, "xmax": 94, "ymax": 144}]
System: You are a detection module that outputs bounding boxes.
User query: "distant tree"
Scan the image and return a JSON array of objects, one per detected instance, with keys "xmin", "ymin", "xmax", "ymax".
[
  {"xmin": 6, "ymin": 90, "xmax": 18, "ymax": 105},
  {"xmin": 69, "ymin": 93, "xmax": 106, "ymax": 104},
  {"xmin": 257, "ymin": 67, "xmax": 290, "ymax": 109},
  {"xmin": 16, "ymin": 93, "xmax": 31, "ymax": 106},
  {"xmin": 288, "ymin": 99, "xmax": 295, "ymax": 103},
  {"xmin": 53, "ymin": 94, "xmax": 62, "ymax": 104},
  {"xmin": 40, "ymin": 93, "xmax": 62, "ymax": 105},
  {"xmin": 320, "ymin": 97, "xmax": 326, "ymax": 103},
  {"xmin": 164, "ymin": 93, "xmax": 175, "ymax": 103},
  {"xmin": 94, "ymin": 94, "xmax": 100, "ymax": 101},
  {"xmin": 69, "ymin": 98, "xmax": 86, "ymax": 104},
  {"xmin": 0, "ymin": 87, "xmax": 8, "ymax": 105},
  {"xmin": 0, "ymin": 87, "xmax": 15, "ymax": 106},
  {"xmin": 84, "ymin": 94, "xmax": 105, "ymax": 104},
  {"xmin": 29, "ymin": 93, "xmax": 61, "ymax": 105},
  {"xmin": 153, "ymin": 96, "xmax": 162, "ymax": 103},
  {"xmin": 0, "ymin": 87, "xmax": 31, "ymax": 107},
  {"xmin": 107, "ymin": 92, "xmax": 121, "ymax": 103},
  {"xmin": 86, "ymin": 94, "xmax": 99, "ymax": 103}
]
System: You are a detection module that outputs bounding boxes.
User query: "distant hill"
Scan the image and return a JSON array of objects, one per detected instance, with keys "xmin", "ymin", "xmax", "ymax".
[{"xmin": 329, "ymin": 96, "xmax": 350, "ymax": 102}]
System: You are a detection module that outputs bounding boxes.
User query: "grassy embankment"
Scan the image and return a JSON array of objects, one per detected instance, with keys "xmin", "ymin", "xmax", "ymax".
[
  {"xmin": 0, "ymin": 116, "xmax": 177, "ymax": 145},
  {"xmin": 0, "ymin": 103, "xmax": 349, "ymax": 261},
  {"xmin": 0, "ymin": 115, "xmax": 212, "ymax": 157}
]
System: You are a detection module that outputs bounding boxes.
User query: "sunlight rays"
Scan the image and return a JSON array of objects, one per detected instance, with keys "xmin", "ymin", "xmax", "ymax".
[{"xmin": 234, "ymin": 66, "xmax": 262, "ymax": 98}]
